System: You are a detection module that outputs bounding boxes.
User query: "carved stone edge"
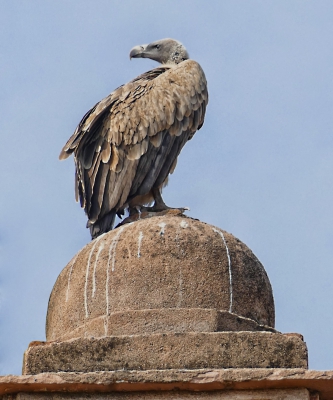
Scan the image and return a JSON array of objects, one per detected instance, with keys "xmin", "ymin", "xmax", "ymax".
[{"xmin": 1, "ymin": 369, "xmax": 333, "ymax": 399}]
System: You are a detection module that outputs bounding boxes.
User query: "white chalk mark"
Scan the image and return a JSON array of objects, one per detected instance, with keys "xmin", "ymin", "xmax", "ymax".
[
  {"xmin": 92, "ymin": 242, "xmax": 105, "ymax": 298},
  {"xmin": 105, "ymin": 226, "xmax": 125, "ymax": 329},
  {"xmin": 158, "ymin": 222, "xmax": 167, "ymax": 235},
  {"xmin": 180, "ymin": 220, "xmax": 188, "ymax": 228},
  {"xmin": 84, "ymin": 235, "xmax": 104, "ymax": 318},
  {"xmin": 137, "ymin": 231, "xmax": 143, "ymax": 258},
  {"xmin": 66, "ymin": 254, "xmax": 77, "ymax": 303},
  {"xmin": 213, "ymin": 228, "xmax": 233, "ymax": 313}
]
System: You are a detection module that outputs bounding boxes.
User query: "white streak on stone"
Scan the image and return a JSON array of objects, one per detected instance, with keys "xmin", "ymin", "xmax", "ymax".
[
  {"xmin": 66, "ymin": 254, "xmax": 77, "ymax": 303},
  {"xmin": 137, "ymin": 231, "xmax": 143, "ymax": 258},
  {"xmin": 84, "ymin": 235, "xmax": 104, "ymax": 318},
  {"xmin": 158, "ymin": 222, "xmax": 167, "ymax": 235},
  {"xmin": 105, "ymin": 226, "xmax": 125, "ymax": 328},
  {"xmin": 180, "ymin": 220, "xmax": 188, "ymax": 228},
  {"xmin": 213, "ymin": 228, "xmax": 233, "ymax": 313},
  {"xmin": 92, "ymin": 242, "xmax": 104, "ymax": 298}
]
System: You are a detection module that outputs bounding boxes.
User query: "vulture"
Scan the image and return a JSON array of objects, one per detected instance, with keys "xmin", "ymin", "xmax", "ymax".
[{"xmin": 59, "ymin": 38, "xmax": 208, "ymax": 239}]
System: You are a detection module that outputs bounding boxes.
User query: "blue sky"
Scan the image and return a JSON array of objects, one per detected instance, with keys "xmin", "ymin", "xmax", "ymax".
[{"xmin": 1, "ymin": 0, "xmax": 333, "ymax": 374}]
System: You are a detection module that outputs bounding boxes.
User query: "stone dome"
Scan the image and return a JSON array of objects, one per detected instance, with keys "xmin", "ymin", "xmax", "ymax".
[{"xmin": 46, "ymin": 215, "xmax": 275, "ymax": 341}]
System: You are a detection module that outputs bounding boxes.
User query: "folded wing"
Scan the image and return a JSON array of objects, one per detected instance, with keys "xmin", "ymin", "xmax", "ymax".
[{"xmin": 59, "ymin": 60, "xmax": 208, "ymax": 228}]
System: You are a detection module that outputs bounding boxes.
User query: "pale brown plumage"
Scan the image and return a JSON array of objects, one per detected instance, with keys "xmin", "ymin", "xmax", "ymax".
[{"xmin": 60, "ymin": 39, "xmax": 208, "ymax": 239}]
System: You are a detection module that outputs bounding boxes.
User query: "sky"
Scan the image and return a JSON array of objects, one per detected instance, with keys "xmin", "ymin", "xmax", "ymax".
[{"xmin": 1, "ymin": 0, "xmax": 333, "ymax": 374}]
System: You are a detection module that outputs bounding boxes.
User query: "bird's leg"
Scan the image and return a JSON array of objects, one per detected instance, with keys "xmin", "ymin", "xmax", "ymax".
[
  {"xmin": 128, "ymin": 206, "xmax": 141, "ymax": 216},
  {"xmin": 151, "ymin": 187, "xmax": 170, "ymax": 212},
  {"xmin": 140, "ymin": 188, "xmax": 189, "ymax": 214},
  {"xmin": 139, "ymin": 187, "xmax": 170, "ymax": 212}
]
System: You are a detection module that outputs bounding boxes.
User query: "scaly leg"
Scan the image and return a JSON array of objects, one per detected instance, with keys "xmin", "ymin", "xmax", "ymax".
[
  {"xmin": 150, "ymin": 187, "xmax": 170, "ymax": 211},
  {"xmin": 140, "ymin": 187, "xmax": 189, "ymax": 213},
  {"xmin": 118, "ymin": 188, "xmax": 189, "ymax": 228}
]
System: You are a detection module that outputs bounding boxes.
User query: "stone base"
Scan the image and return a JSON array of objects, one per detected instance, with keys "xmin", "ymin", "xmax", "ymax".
[
  {"xmin": 23, "ymin": 331, "xmax": 307, "ymax": 375},
  {"xmin": 3, "ymin": 369, "xmax": 333, "ymax": 399},
  {"xmin": 1, "ymin": 389, "xmax": 311, "ymax": 399}
]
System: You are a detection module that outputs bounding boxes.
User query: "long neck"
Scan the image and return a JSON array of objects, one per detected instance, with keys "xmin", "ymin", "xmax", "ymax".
[{"xmin": 163, "ymin": 44, "xmax": 189, "ymax": 65}]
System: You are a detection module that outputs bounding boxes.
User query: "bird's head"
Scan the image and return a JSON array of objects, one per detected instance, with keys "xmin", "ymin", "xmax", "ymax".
[{"xmin": 129, "ymin": 38, "xmax": 189, "ymax": 65}]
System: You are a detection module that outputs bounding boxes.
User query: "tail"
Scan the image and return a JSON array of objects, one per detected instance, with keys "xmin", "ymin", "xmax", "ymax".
[{"xmin": 87, "ymin": 211, "xmax": 116, "ymax": 240}]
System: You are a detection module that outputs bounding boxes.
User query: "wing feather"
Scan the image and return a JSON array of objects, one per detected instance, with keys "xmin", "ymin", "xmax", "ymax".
[
  {"xmin": 109, "ymin": 144, "xmax": 119, "ymax": 172},
  {"xmin": 127, "ymin": 138, "xmax": 149, "ymax": 160},
  {"xmin": 89, "ymin": 162, "xmax": 110, "ymax": 222},
  {"xmin": 154, "ymin": 132, "xmax": 190, "ymax": 188},
  {"xmin": 149, "ymin": 131, "xmax": 163, "ymax": 147},
  {"xmin": 137, "ymin": 133, "xmax": 176, "ymax": 195},
  {"xmin": 101, "ymin": 141, "xmax": 111, "ymax": 163},
  {"xmin": 129, "ymin": 142, "xmax": 160, "ymax": 196}
]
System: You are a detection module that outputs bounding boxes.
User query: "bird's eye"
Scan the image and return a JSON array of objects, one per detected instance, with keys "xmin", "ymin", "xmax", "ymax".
[{"xmin": 155, "ymin": 44, "xmax": 160, "ymax": 49}]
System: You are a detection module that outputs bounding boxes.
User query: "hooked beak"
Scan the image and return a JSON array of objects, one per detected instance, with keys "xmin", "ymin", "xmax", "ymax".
[{"xmin": 129, "ymin": 44, "xmax": 148, "ymax": 59}]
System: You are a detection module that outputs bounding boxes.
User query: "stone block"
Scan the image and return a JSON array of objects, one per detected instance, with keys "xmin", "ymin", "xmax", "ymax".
[
  {"xmin": 53, "ymin": 309, "xmax": 276, "ymax": 341},
  {"xmin": 23, "ymin": 331, "xmax": 307, "ymax": 375}
]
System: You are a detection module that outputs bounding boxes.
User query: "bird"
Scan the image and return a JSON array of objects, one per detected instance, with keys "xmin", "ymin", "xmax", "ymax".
[{"xmin": 59, "ymin": 38, "xmax": 208, "ymax": 239}]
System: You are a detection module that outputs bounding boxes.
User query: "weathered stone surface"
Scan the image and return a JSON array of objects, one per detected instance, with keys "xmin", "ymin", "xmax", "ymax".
[
  {"xmin": 2, "ymin": 369, "xmax": 333, "ymax": 399},
  {"xmin": 23, "ymin": 332, "xmax": 307, "ymax": 375},
  {"xmin": 7, "ymin": 388, "xmax": 311, "ymax": 399},
  {"xmin": 46, "ymin": 215, "xmax": 275, "ymax": 341},
  {"xmin": 52, "ymin": 309, "xmax": 276, "ymax": 340},
  {"xmin": 105, "ymin": 309, "xmax": 277, "ymax": 336}
]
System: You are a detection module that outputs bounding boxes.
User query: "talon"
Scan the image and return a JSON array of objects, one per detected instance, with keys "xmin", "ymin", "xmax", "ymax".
[{"xmin": 117, "ymin": 210, "xmax": 124, "ymax": 219}]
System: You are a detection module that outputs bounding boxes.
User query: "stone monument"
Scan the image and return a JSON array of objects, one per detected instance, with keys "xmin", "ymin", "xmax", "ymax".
[
  {"xmin": 23, "ymin": 214, "xmax": 308, "ymax": 375},
  {"xmin": 1, "ymin": 214, "xmax": 333, "ymax": 399}
]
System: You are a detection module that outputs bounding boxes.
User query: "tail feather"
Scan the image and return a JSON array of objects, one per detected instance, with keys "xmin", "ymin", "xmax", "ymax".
[{"xmin": 88, "ymin": 211, "xmax": 116, "ymax": 240}]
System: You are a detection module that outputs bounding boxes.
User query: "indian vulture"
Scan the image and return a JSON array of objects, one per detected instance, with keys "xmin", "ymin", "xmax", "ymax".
[{"xmin": 59, "ymin": 38, "xmax": 208, "ymax": 239}]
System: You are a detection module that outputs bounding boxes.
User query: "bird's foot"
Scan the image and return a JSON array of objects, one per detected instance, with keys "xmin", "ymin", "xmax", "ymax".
[
  {"xmin": 141, "ymin": 204, "xmax": 170, "ymax": 213},
  {"xmin": 128, "ymin": 206, "xmax": 141, "ymax": 216},
  {"xmin": 115, "ymin": 206, "xmax": 190, "ymax": 229},
  {"xmin": 140, "ymin": 205, "xmax": 190, "ymax": 214}
]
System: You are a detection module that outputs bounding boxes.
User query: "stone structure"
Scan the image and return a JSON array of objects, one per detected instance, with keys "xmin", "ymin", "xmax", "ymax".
[
  {"xmin": 1, "ymin": 214, "xmax": 333, "ymax": 399},
  {"xmin": 46, "ymin": 215, "xmax": 275, "ymax": 342}
]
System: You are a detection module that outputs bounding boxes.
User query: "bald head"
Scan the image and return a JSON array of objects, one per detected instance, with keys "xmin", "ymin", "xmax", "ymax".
[{"xmin": 129, "ymin": 38, "xmax": 189, "ymax": 65}]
